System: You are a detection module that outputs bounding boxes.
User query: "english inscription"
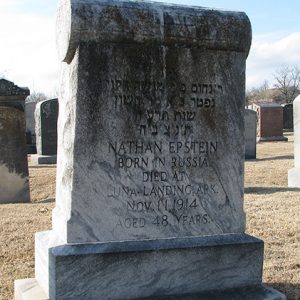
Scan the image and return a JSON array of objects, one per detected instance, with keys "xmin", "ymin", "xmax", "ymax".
[{"xmin": 101, "ymin": 77, "xmax": 225, "ymax": 232}]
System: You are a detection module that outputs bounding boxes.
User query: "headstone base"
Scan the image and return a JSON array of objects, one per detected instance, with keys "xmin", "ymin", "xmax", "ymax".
[
  {"xmin": 288, "ymin": 167, "xmax": 300, "ymax": 187},
  {"xmin": 14, "ymin": 279, "xmax": 286, "ymax": 300},
  {"xmin": 31, "ymin": 155, "xmax": 57, "ymax": 165},
  {"xmin": 14, "ymin": 231, "xmax": 284, "ymax": 300},
  {"xmin": 245, "ymin": 154, "xmax": 256, "ymax": 160},
  {"xmin": 258, "ymin": 136, "xmax": 288, "ymax": 142}
]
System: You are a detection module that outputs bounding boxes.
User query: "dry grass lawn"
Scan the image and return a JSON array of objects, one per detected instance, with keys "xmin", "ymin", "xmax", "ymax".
[
  {"xmin": 0, "ymin": 132, "xmax": 299, "ymax": 299},
  {"xmin": 245, "ymin": 132, "xmax": 300, "ymax": 299}
]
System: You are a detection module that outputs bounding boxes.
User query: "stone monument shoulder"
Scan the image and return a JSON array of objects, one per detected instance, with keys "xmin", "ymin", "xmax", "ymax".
[{"xmin": 56, "ymin": 0, "xmax": 252, "ymax": 63}]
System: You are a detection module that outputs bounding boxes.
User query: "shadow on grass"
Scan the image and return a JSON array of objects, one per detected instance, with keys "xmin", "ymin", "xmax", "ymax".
[
  {"xmin": 34, "ymin": 198, "xmax": 55, "ymax": 203},
  {"xmin": 269, "ymin": 282, "xmax": 300, "ymax": 300},
  {"xmin": 29, "ymin": 165, "xmax": 56, "ymax": 169},
  {"xmin": 245, "ymin": 186, "xmax": 300, "ymax": 194},
  {"xmin": 254, "ymin": 155, "xmax": 294, "ymax": 162}
]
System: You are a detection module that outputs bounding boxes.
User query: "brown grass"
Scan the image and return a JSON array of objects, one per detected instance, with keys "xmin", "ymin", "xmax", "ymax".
[
  {"xmin": 0, "ymin": 161, "xmax": 55, "ymax": 300},
  {"xmin": 0, "ymin": 132, "xmax": 299, "ymax": 299},
  {"xmin": 244, "ymin": 132, "xmax": 300, "ymax": 299}
]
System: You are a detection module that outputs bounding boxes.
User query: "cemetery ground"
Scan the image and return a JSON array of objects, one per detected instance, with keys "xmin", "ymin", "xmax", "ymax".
[{"xmin": 0, "ymin": 132, "xmax": 299, "ymax": 300}]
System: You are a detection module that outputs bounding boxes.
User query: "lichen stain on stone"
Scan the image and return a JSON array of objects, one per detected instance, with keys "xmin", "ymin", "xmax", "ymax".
[
  {"xmin": 75, "ymin": 4, "xmax": 93, "ymax": 22},
  {"xmin": 102, "ymin": 6, "xmax": 130, "ymax": 31}
]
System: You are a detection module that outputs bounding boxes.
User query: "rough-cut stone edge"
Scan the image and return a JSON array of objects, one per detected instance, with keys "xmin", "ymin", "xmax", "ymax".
[
  {"xmin": 33, "ymin": 231, "xmax": 263, "ymax": 258},
  {"xmin": 51, "ymin": 232, "xmax": 261, "ymax": 255},
  {"xmin": 31, "ymin": 155, "xmax": 57, "ymax": 165}
]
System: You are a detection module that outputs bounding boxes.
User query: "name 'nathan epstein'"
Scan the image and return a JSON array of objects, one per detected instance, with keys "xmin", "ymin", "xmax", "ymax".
[{"xmin": 108, "ymin": 141, "xmax": 218, "ymax": 155}]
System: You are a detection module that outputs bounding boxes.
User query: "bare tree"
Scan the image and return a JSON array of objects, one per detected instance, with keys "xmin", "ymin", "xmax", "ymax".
[
  {"xmin": 273, "ymin": 65, "xmax": 300, "ymax": 103},
  {"xmin": 246, "ymin": 80, "xmax": 269, "ymax": 105}
]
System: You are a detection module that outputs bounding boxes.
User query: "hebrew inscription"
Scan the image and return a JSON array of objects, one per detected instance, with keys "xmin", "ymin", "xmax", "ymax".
[{"xmin": 99, "ymin": 77, "xmax": 229, "ymax": 234}]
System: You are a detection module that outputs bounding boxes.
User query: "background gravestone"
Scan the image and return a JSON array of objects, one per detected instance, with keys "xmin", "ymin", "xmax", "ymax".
[
  {"xmin": 282, "ymin": 103, "xmax": 293, "ymax": 130},
  {"xmin": 25, "ymin": 101, "xmax": 37, "ymax": 154},
  {"xmin": 255, "ymin": 103, "xmax": 288, "ymax": 142},
  {"xmin": 288, "ymin": 96, "xmax": 300, "ymax": 187},
  {"xmin": 245, "ymin": 109, "xmax": 257, "ymax": 159},
  {"xmin": 0, "ymin": 79, "xmax": 29, "ymax": 111},
  {"xmin": 31, "ymin": 98, "xmax": 58, "ymax": 164},
  {"xmin": 0, "ymin": 79, "xmax": 30, "ymax": 204},
  {"xmin": 15, "ymin": 1, "xmax": 285, "ymax": 299}
]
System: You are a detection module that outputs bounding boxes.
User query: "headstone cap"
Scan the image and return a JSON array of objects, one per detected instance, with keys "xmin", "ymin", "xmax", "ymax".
[
  {"xmin": 56, "ymin": 0, "xmax": 252, "ymax": 63},
  {"xmin": 255, "ymin": 103, "xmax": 282, "ymax": 108},
  {"xmin": 35, "ymin": 98, "xmax": 59, "ymax": 110},
  {"xmin": 0, "ymin": 79, "xmax": 30, "ymax": 97}
]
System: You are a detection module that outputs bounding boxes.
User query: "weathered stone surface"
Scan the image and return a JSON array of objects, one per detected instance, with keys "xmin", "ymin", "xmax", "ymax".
[
  {"xmin": 288, "ymin": 96, "xmax": 300, "ymax": 187},
  {"xmin": 255, "ymin": 103, "xmax": 287, "ymax": 142},
  {"xmin": 53, "ymin": 0, "xmax": 252, "ymax": 244},
  {"xmin": 0, "ymin": 106, "xmax": 30, "ymax": 203},
  {"xmin": 15, "ymin": 1, "xmax": 284, "ymax": 299},
  {"xmin": 35, "ymin": 98, "xmax": 59, "ymax": 156},
  {"xmin": 282, "ymin": 103, "xmax": 293, "ymax": 130},
  {"xmin": 245, "ymin": 109, "xmax": 257, "ymax": 159},
  {"xmin": 56, "ymin": 0, "xmax": 252, "ymax": 64}
]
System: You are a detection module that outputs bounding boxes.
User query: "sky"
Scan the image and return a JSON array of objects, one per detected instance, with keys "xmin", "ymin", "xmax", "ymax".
[{"xmin": 0, "ymin": 0, "xmax": 300, "ymax": 95}]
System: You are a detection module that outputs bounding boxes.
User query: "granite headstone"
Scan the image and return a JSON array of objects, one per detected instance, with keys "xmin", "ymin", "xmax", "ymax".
[
  {"xmin": 0, "ymin": 79, "xmax": 30, "ymax": 203},
  {"xmin": 255, "ymin": 103, "xmax": 287, "ymax": 142},
  {"xmin": 25, "ymin": 101, "xmax": 37, "ymax": 153},
  {"xmin": 288, "ymin": 96, "xmax": 300, "ymax": 187},
  {"xmin": 31, "ymin": 98, "xmax": 58, "ymax": 164},
  {"xmin": 245, "ymin": 109, "xmax": 257, "ymax": 159},
  {"xmin": 15, "ymin": 1, "xmax": 285, "ymax": 299},
  {"xmin": 282, "ymin": 103, "xmax": 293, "ymax": 130}
]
